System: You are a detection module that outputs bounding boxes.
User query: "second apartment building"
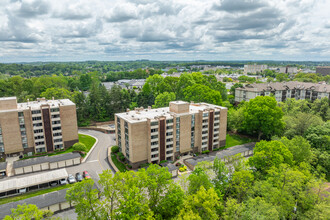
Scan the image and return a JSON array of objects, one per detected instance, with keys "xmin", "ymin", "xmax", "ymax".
[
  {"xmin": 0, "ymin": 97, "xmax": 79, "ymax": 158},
  {"xmin": 115, "ymin": 101, "xmax": 227, "ymax": 168}
]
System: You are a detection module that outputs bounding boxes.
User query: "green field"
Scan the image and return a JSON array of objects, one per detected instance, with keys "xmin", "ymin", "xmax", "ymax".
[
  {"xmin": 111, "ymin": 153, "xmax": 127, "ymax": 172},
  {"xmin": 0, "ymin": 184, "xmax": 72, "ymax": 205},
  {"xmin": 223, "ymin": 134, "xmax": 254, "ymax": 149}
]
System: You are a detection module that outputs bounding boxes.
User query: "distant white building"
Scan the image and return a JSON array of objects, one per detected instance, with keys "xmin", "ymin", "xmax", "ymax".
[
  {"xmin": 244, "ymin": 64, "xmax": 268, "ymax": 74},
  {"xmin": 277, "ymin": 67, "xmax": 298, "ymax": 74}
]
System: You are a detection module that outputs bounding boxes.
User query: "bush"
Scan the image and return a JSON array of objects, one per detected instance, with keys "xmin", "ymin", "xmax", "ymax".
[
  {"xmin": 127, "ymin": 165, "xmax": 132, "ymax": 169},
  {"xmin": 160, "ymin": 160, "xmax": 167, "ymax": 164},
  {"xmin": 111, "ymin": 146, "xmax": 119, "ymax": 153},
  {"xmin": 140, "ymin": 163, "xmax": 150, "ymax": 168},
  {"xmin": 179, "ymin": 166, "xmax": 187, "ymax": 172},
  {"xmin": 117, "ymin": 152, "xmax": 125, "ymax": 162},
  {"xmin": 176, "ymin": 162, "xmax": 182, "ymax": 167},
  {"xmin": 73, "ymin": 142, "xmax": 88, "ymax": 152},
  {"xmin": 202, "ymin": 150, "xmax": 210, "ymax": 154}
]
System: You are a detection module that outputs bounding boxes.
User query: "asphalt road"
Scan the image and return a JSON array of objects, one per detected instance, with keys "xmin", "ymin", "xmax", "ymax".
[{"xmin": 66, "ymin": 129, "xmax": 116, "ymax": 182}]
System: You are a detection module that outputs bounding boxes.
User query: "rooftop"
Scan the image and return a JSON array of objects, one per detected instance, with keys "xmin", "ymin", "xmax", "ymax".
[
  {"xmin": 0, "ymin": 168, "xmax": 68, "ymax": 194},
  {"xmin": 185, "ymin": 142, "xmax": 255, "ymax": 168},
  {"xmin": 116, "ymin": 102, "xmax": 227, "ymax": 123},
  {"xmin": 13, "ymin": 152, "xmax": 81, "ymax": 169},
  {"xmin": 236, "ymin": 81, "xmax": 330, "ymax": 93},
  {"xmin": 17, "ymin": 98, "xmax": 75, "ymax": 111}
]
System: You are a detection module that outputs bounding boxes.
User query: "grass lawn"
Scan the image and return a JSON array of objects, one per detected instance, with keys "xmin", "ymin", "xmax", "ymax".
[
  {"xmin": 0, "ymin": 184, "xmax": 72, "ymax": 205},
  {"xmin": 21, "ymin": 133, "xmax": 96, "ymax": 159},
  {"xmin": 221, "ymin": 134, "xmax": 254, "ymax": 149},
  {"xmin": 111, "ymin": 153, "xmax": 127, "ymax": 172}
]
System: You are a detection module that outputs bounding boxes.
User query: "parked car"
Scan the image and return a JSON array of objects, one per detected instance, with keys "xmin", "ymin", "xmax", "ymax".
[
  {"xmin": 18, "ymin": 188, "xmax": 27, "ymax": 194},
  {"xmin": 75, "ymin": 172, "xmax": 83, "ymax": 182},
  {"xmin": 83, "ymin": 171, "xmax": 91, "ymax": 179},
  {"xmin": 50, "ymin": 181, "xmax": 58, "ymax": 187},
  {"xmin": 60, "ymin": 178, "xmax": 67, "ymax": 185},
  {"xmin": 67, "ymin": 174, "xmax": 76, "ymax": 184}
]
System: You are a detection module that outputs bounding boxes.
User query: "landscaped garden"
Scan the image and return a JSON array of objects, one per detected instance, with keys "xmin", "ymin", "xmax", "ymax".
[{"xmin": 110, "ymin": 146, "xmax": 129, "ymax": 172}]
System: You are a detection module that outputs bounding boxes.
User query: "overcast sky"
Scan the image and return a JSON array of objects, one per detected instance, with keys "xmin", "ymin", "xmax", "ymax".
[{"xmin": 0, "ymin": 0, "xmax": 329, "ymax": 62}]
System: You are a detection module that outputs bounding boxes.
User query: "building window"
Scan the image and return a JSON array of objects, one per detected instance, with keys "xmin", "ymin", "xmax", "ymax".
[
  {"xmin": 151, "ymin": 135, "xmax": 158, "ymax": 139},
  {"xmin": 166, "ymin": 150, "xmax": 173, "ymax": 154},
  {"xmin": 202, "ymin": 119, "xmax": 208, "ymax": 123},
  {"xmin": 166, "ymin": 132, "xmax": 173, "ymax": 136},
  {"xmin": 151, "ymin": 128, "xmax": 158, "ymax": 133},
  {"xmin": 53, "ymin": 132, "xmax": 62, "ymax": 137},
  {"xmin": 53, "ymin": 126, "xmax": 61, "ymax": 131},
  {"xmin": 18, "ymin": 112, "xmax": 24, "ymax": 117},
  {"xmin": 151, "ymin": 121, "xmax": 158, "ymax": 126},
  {"xmin": 166, "ymin": 125, "xmax": 173, "ymax": 130},
  {"xmin": 32, "ymin": 110, "xmax": 41, "ymax": 114},
  {"xmin": 51, "ymin": 114, "xmax": 60, "ymax": 119},
  {"xmin": 151, "ymin": 141, "xmax": 158, "ymax": 146},
  {"xmin": 33, "ymin": 123, "xmax": 42, "ymax": 127},
  {"xmin": 50, "ymin": 108, "xmax": 59, "ymax": 112},
  {"xmin": 52, "ymin": 120, "xmax": 61, "ymax": 125},
  {"xmin": 176, "ymin": 117, "xmax": 180, "ymax": 152},
  {"xmin": 215, "ymin": 111, "xmax": 220, "ymax": 115},
  {"xmin": 36, "ymin": 147, "xmax": 46, "ymax": 153},
  {"xmin": 166, "ymin": 119, "xmax": 173, "ymax": 124},
  {"xmin": 34, "ymin": 129, "xmax": 43, "ymax": 134},
  {"xmin": 22, "ymin": 143, "xmax": 28, "ymax": 148},
  {"xmin": 166, "ymin": 138, "xmax": 173, "ymax": 142},
  {"xmin": 151, "ymin": 154, "xmax": 158, "ymax": 158},
  {"xmin": 54, "ymin": 138, "xmax": 62, "ymax": 143},
  {"xmin": 151, "ymin": 148, "xmax": 158, "ymax": 152},
  {"xmin": 166, "ymin": 144, "xmax": 173, "ymax": 149},
  {"xmin": 32, "ymin": 116, "xmax": 42, "ymax": 121}
]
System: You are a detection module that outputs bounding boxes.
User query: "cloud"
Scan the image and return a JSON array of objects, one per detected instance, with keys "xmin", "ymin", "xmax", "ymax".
[
  {"xmin": 0, "ymin": 0, "xmax": 329, "ymax": 62},
  {"xmin": 213, "ymin": 0, "xmax": 266, "ymax": 12},
  {"xmin": 16, "ymin": 0, "xmax": 49, "ymax": 18}
]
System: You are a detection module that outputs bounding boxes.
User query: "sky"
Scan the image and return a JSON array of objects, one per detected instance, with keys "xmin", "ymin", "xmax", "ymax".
[{"xmin": 0, "ymin": 0, "xmax": 330, "ymax": 62}]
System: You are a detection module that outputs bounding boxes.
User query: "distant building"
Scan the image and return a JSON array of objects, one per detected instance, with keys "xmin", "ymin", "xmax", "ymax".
[
  {"xmin": 0, "ymin": 97, "xmax": 78, "ymax": 157},
  {"xmin": 316, "ymin": 66, "xmax": 330, "ymax": 76},
  {"xmin": 115, "ymin": 101, "xmax": 227, "ymax": 168},
  {"xmin": 278, "ymin": 66, "xmax": 298, "ymax": 74},
  {"xmin": 101, "ymin": 79, "xmax": 146, "ymax": 90},
  {"xmin": 235, "ymin": 82, "xmax": 330, "ymax": 103},
  {"xmin": 244, "ymin": 64, "xmax": 268, "ymax": 74}
]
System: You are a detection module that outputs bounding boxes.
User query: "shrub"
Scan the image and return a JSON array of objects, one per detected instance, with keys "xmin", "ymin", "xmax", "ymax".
[
  {"xmin": 127, "ymin": 165, "xmax": 132, "ymax": 169},
  {"xmin": 73, "ymin": 142, "xmax": 88, "ymax": 152},
  {"xmin": 140, "ymin": 163, "xmax": 150, "ymax": 168},
  {"xmin": 160, "ymin": 160, "xmax": 167, "ymax": 164},
  {"xmin": 202, "ymin": 150, "xmax": 210, "ymax": 154},
  {"xmin": 117, "ymin": 152, "xmax": 125, "ymax": 162},
  {"xmin": 176, "ymin": 162, "xmax": 182, "ymax": 167},
  {"xmin": 111, "ymin": 146, "xmax": 119, "ymax": 153},
  {"xmin": 179, "ymin": 166, "xmax": 187, "ymax": 172}
]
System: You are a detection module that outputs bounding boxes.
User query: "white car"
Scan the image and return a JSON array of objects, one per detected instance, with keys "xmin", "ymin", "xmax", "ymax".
[
  {"xmin": 67, "ymin": 174, "xmax": 76, "ymax": 184},
  {"xmin": 60, "ymin": 178, "xmax": 67, "ymax": 185}
]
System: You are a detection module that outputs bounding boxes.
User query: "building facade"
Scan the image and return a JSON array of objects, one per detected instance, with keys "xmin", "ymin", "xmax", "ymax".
[
  {"xmin": 235, "ymin": 82, "xmax": 330, "ymax": 103},
  {"xmin": 0, "ymin": 97, "xmax": 79, "ymax": 157},
  {"xmin": 115, "ymin": 101, "xmax": 227, "ymax": 168},
  {"xmin": 244, "ymin": 64, "xmax": 268, "ymax": 74},
  {"xmin": 278, "ymin": 66, "xmax": 298, "ymax": 74},
  {"xmin": 316, "ymin": 66, "xmax": 330, "ymax": 76}
]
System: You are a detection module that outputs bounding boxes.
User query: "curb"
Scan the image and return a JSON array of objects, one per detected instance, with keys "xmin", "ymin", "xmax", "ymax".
[
  {"xmin": 80, "ymin": 133, "xmax": 99, "ymax": 163},
  {"xmin": 108, "ymin": 146, "xmax": 119, "ymax": 173}
]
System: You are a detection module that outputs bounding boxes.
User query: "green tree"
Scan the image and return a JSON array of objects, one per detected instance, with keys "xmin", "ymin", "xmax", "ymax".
[
  {"xmin": 183, "ymin": 84, "xmax": 222, "ymax": 105},
  {"xmin": 188, "ymin": 167, "xmax": 213, "ymax": 195},
  {"xmin": 178, "ymin": 187, "xmax": 221, "ymax": 220},
  {"xmin": 4, "ymin": 204, "xmax": 53, "ymax": 220},
  {"xmin": 241, "ymin": 96, "xmax": 285, "ymax": 140},
  {"xmin": 279, "ymin": 136, "xmax": 313, "ymax": 165},
  {"xmin": 248, "ymin": 140, "xmax": 293, "ymax": 175},
  {"xmin": 283, "ymin": 112, "xmax": 323, "ymax": 138},
  {"xmin": 40, "ymin": 88, "xmax": 72, "ymax": 100},
  {"xmin": 153, "ymin": 92, "xmax": 176, "ymax": 108},
  {"xmin": 72, "ymin": 142, "xmax": 88, "ymax": 152},
  {"xmin": 66, "ymin": 179, "xmax": 104, "ymax": 220}
]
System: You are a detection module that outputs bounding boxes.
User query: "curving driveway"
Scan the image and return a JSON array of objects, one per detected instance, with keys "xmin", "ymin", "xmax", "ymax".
[{"xmin": 65, "ymin": 129, "xmax": 116, "ymax": 182}]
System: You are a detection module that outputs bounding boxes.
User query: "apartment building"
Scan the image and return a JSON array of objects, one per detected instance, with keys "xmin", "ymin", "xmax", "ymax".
[
  {"xmin": 316, "ymin": 66, "xmax": 330, "ymax": 76},
  {"xmin": 235, "ymin": 82, "xmax": 330, "ymax": 103},
  {"xmin": 0, "ymin": 97, "xmax": 79, "ymax": 157},
  {"xmin": 244, "ymin": 64, "xmax": 268, "ymax": 74},
  {"xmin": 278, "ymin": 66, "xmax": 298, "ymax": 74},
  {"xmin": 115, "ymin": 101, "xmax": 227, "ymax": 168}
]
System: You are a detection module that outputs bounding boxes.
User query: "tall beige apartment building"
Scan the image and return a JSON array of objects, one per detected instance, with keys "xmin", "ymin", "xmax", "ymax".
[
  {"xmin": 115, "ymin": 101, "xmax": 227, "ymax": 168},
  {"xmin": 0, "ymin": 97, "xmax": 79, "ymax": 158}
]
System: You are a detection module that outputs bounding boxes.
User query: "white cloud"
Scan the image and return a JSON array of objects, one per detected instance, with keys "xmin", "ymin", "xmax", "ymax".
[{"xmin": 0, "ymin": 0, "xmax": 329, "ymax": 62}]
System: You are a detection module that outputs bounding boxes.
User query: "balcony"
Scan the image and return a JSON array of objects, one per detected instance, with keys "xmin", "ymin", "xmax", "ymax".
[
  {"xmin": 151, "ymin": 151, "xmax": 158, "ymax": 155},
  {"xmin": 202, "ymin": 127, "xmax": 208, "ymax": 132},
  {"xmin": 166, "ymin": 153, "xmax": 174, "ymax": 157},
  {"xmin": 166, "ymin": 140, "xmax": 173, "ymax": 145},
  {"xmin": 151, "ymin": 157, "xmax": 159, "ymax": 162},
  {"xmin": 151, "ymin": 145, "xmax": 159, "ymax": 149},
  {"xmin": 214, "ymin": 125, "xmax": 219, "ymax": 129},
  {"xmin": 51, "ymin": 117, "xmax": 61, "ymax": 121},
  {"xmin": 151, "ymin": 124, "xmax": 158, "ymax": 129}
]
